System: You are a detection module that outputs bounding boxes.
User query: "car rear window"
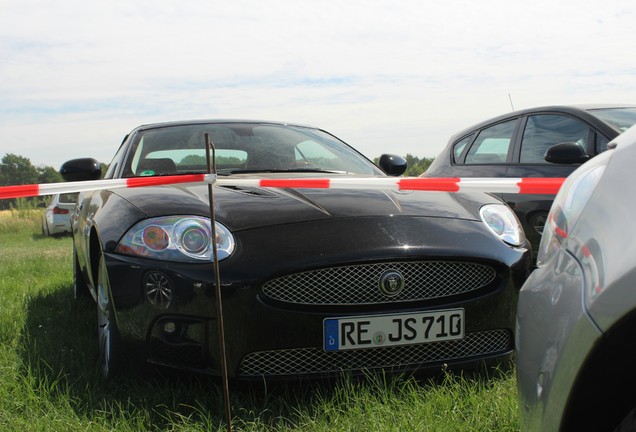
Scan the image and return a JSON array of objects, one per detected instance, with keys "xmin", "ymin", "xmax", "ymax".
[{"xmin": 58, "ymin": 193, "xmax": 78, "ymax": 204}]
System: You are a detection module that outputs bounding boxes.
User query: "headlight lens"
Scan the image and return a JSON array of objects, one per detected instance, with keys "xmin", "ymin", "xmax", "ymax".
[
  {"xmin": 115, "ymin": 216, "xmax": 235, "ymax": 262},
  {"xmin": 536, "ymin": 152, "xmax": 609, "ymax": 266},
  {"xmin": 175, "ymin": 219, "xmax": 210, "ymax": 255},
  {"xmin": 480, "ymin": 204, "xmax": 523, "ymax": 246}
]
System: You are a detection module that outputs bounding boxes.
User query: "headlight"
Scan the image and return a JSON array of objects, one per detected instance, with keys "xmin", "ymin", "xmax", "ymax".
[
  {"xmin": 115, "ymin": 216, "xmax": 235, "ymax": 262},
  {"xmin": 536, "ymin": 152, "xmax": 609, "ymax": 266},
  {"xmin": 480, "ymin": 203, "xmax": 523, "ymax": 246}
]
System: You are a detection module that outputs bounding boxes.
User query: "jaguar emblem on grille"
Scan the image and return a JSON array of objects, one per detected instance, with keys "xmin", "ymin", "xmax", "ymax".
[{"xmin": 378, "ymin": 270, "xmax": 404, "ymax": 297}]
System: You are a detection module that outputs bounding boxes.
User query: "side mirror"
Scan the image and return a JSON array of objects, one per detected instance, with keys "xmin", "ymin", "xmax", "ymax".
[
  {"xmin": 60, "ymin": 158, "xmax": 102, "ymax": 181},
  {"xmin": 544, "ymin": 142, "xmax": 590, "ymax": 164},
  {"xmin": 378, "ymin": 154, "xmax": 407, "ymax": 176}
]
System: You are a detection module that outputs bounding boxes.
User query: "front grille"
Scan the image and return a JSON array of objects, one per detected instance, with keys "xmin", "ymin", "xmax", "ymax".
[
  {"xmin": 262, "ymin": 261, "xmax": 496, "ymax": 305},
  {"xmin": 238, "ymin": 329, "xmax": 510, "ymax": 377}
]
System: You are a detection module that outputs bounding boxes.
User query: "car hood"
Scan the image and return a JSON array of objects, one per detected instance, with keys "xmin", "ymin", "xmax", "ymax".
[{"xmin": 113, "ymin": 176, "xmax": 497, "ymax": 231}]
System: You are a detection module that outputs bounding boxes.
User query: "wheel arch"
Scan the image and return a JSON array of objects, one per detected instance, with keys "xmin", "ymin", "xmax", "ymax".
[{"xmin": 560, "ymin": 309, "xmax": 636, "ymax": 430}]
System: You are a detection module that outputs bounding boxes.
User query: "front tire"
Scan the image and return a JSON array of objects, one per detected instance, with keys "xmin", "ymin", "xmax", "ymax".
[
  {"xmin": 528, "ymin": 211, "xmax": 548, "ymax": 235},
  {"xmin": 97, "ymin": 254, "xmax": 124, "ymax": 380}
]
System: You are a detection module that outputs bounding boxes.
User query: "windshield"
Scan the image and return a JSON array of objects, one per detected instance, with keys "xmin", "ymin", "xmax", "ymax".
[
  {"xmin": 121, "ymin": 123, "xmax": 383, "ymax": 177},
  {"xmin": 587, "ymin": 107, "xmax": 636, "ymax": 132}
]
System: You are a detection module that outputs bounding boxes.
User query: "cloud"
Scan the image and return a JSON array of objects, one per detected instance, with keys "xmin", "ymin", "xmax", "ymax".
[{"xmin": 1, "ymin": 0, "xmax": 635, "ymax": 168}]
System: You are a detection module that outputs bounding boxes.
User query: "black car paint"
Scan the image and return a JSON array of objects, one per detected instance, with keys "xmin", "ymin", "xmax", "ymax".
[
  {"xmin": 64, "ymin": 120, "xmax": 532, "ymax": 380},
  {"xmin": 103, "ymin": 214, "xmax": 528, "ymax": 378}
]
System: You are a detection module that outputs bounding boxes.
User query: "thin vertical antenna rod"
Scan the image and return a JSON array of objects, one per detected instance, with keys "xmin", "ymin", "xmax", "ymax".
[{"xmin": 205, "ymin": 132, "xmax": 232, "ymax": 432}]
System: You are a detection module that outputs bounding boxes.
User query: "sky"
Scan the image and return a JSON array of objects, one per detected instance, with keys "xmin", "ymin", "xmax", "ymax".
[{"xmin": 1, "ymin": 0, "xmax": 635, "ymax": 170}]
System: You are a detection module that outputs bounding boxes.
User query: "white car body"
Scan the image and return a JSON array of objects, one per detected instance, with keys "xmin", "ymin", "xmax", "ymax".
[{"xmin": 42, "ymin": 193, "xmax": 78, "ymax": 236}]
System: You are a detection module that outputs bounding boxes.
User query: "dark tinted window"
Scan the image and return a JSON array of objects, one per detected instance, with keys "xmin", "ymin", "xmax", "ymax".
[
  {"xmin": 520, "ymin": 115, "xmax": 590, "ymax": 163},
  {"xmin": 465, "ymin": 119, "xmax": 516, "ymax": 165},
  {"xmin": 452, "ymin": 134, "xmax": 474, "ymax": 163}
]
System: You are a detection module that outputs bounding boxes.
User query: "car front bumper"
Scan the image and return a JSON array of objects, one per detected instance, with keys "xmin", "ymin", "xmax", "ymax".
[{"xmin": 107, "ymin": 216, "xmax": 531, "ymax": 380}]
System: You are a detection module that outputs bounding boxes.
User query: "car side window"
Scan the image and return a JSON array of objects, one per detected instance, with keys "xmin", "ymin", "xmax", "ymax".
[
  {"xmin": 520, "ymin": 114, "xmax": 590, "ymax": 163},
  {"xmin": 464, "ymin": 120, "xmax": 516, "ymax": 164},
  {"xmin": 596, "ymin": 133, "xmax": 611, "ymax": 153},
  {"xmin": 452, "ymin": 135, "xmax": 474, "ymax": 164}
]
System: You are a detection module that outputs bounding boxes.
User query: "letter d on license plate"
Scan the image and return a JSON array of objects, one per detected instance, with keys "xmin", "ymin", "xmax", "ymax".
[{"xmin": 323, "ymin": 308, "xmax": 464, "ymax": 351}]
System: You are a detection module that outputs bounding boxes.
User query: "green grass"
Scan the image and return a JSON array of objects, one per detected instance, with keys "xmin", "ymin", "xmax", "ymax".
[{"xmin": 0, "ymin": 210, "xmax": 521, "ymax": 431}]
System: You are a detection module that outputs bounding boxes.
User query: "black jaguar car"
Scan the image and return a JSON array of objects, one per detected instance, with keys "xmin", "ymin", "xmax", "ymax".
[
  {"xmin": 422, "ymin": 105, "xmax": 636, "ymax": 259},
  {"xmin": 61, "ymin": 120, "xmax": 532, "ymax": 381}
]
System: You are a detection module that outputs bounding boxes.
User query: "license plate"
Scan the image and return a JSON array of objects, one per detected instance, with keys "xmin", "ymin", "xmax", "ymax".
[{"xmin": 323, "ymin": 308, "xmax": 464, "ymax": 351}]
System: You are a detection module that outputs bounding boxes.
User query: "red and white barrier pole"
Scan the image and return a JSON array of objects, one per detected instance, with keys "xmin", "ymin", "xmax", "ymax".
[
  {"xmin": 219, "ymin": 176, "xmax": 565, "ymax": 195},
  {"xmin": 0, "ymin": 174, "xmax": 215, "ymax": 199},
  {"xmin": 0, "ymin": 175, "xmax": 566, "ymax": 200}
]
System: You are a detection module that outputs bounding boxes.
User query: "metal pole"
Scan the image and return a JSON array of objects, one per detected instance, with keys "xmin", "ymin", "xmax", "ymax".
[{"xmin": 205, "ymin": 133, "xmax": 232, "ymax": 432}]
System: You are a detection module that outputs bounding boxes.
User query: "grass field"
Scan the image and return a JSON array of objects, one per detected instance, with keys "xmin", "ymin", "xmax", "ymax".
[{"xmin": 0, "ymin": 209, "xmax": 521, "ymax": 431}]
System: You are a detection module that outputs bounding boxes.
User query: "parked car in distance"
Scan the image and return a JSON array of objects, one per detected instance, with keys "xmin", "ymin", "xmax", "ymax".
[
  {"xmin": 422, "ymin": 104, "xmax": 636, "ymax": 260},
  {"xmin": 516, "ymin": 124, "xmax": 636, "ymax": 431},
  {"xmin": 60, "ymin": 119, "xmax": 532, "ymax": 381},
  {"xmin": 41, "ymin": 192, "xmax": 78, "ymax": 236}
]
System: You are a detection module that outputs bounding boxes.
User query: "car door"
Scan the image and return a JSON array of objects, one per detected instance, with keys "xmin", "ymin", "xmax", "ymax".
[
  {"xmin": 451, "ymin": 118, "xmax": 520, "ymax": 201},
  {"xmin": 504, "ymin": 113, "xmax": 599, "ymax": 249}
]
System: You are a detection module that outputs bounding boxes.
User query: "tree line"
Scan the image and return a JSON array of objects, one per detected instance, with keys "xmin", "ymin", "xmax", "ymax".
[
  {"xmin": 0, "ymin": 154, "xmax": 65, "ymax": 210},
  {"xmin": 0, "ymin": 152, "xmax": 435, "ymax": 210}
]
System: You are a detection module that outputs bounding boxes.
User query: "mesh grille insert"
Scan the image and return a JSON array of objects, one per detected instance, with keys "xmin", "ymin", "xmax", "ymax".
[
  {"xmin": 262, "ymin": 261, "xmax": 496, "ymax": 305},
  {"xmin": 238, "ymin": 329, "xmax": 510, "ymax": 377}
]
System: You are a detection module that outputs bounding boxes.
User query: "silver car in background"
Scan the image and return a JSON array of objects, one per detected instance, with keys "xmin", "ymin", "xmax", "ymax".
[{"xmin": 516, "ymin": 124, "xmax": 636, "ymax": 431}]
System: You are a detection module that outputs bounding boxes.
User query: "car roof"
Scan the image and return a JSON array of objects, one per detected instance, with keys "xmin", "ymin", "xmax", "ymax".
[
  {"xmin": 448, "ymin": 104, "xmax": 636, "ymax": 143},
  {"xmin": 131, "ymin": 119, "xmax": 319, "ymax": 133}
]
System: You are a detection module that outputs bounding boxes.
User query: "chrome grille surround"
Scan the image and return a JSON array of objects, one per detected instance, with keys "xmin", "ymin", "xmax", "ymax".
[
  {"xmin": 262, "ymin": 261, "xmax": 496, "ymax": 305},
  {"xmin": 238, "ymin": 329, "xmax": 510, "ymax": 377}
]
